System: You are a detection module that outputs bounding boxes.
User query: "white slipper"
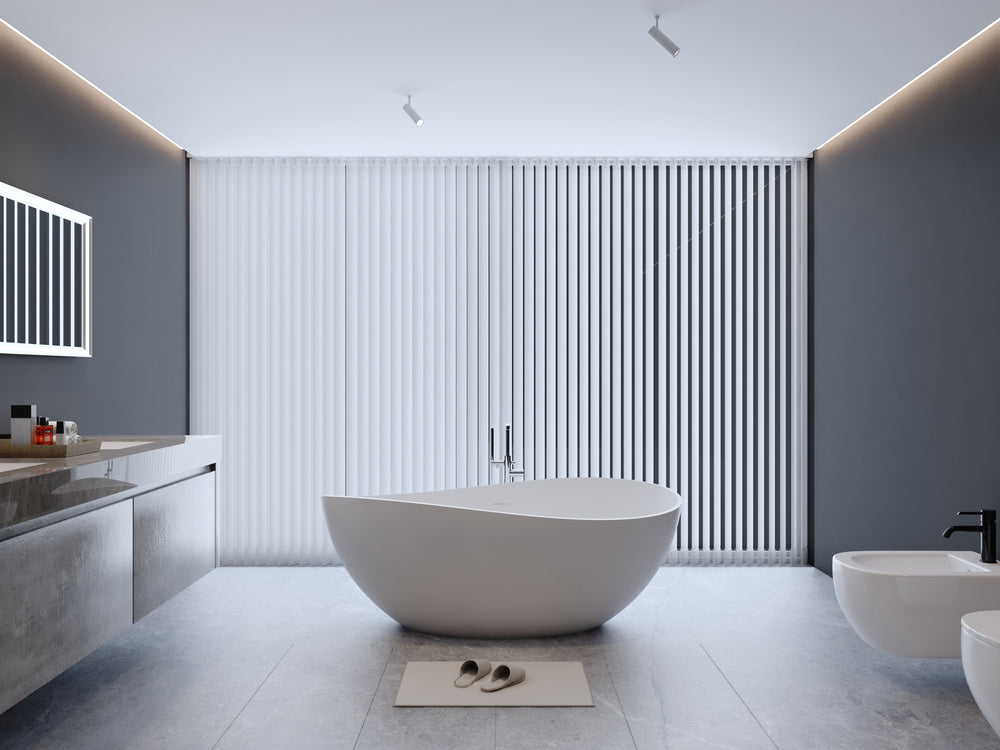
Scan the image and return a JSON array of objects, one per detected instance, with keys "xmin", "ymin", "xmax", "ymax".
[
  {"xmin": 454, "ymin": 659, "xmax": 492, "ymax": 688},
  {"xmin": 480, "ymin": 664, "xmax": 526, "ymax": 692}
]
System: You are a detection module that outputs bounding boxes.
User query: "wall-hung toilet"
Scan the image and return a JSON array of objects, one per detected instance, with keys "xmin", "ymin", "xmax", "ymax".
[{"xmin": 961, "ymin": 610, "xmax": 1000, "ymax": 737}]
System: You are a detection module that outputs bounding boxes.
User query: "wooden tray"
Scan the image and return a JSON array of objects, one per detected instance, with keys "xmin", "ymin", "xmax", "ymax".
[{"xmin": 0, "ymin": 438, "xmax": 101, "ymax": 458}]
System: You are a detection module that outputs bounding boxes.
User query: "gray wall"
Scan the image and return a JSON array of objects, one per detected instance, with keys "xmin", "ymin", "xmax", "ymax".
[
  {"xmin": 811, "ymin": 22, "xmax": 1000, "ymax": 574},
  {"xmin": 0, "ymin": 23, "xmax": 189, "ymax": 434}
]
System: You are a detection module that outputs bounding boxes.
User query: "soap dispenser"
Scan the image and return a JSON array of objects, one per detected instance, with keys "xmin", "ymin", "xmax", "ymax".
[{"xmin": 10, "ymin": 404, "xmax": 37, "ymax": 445}]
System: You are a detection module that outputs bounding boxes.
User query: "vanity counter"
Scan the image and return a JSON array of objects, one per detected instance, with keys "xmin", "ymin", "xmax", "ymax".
[{"xmin": 0, "ymin": 435, "xmax": 219, "ymax": 541}]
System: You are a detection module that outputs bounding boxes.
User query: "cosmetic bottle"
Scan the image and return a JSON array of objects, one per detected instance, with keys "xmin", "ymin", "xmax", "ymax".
[
  {"xmin": 10, "ymin": 404, "xmax": 37, "ymax": 445},
  {"xmin": 33, "ymin": 417, "xmax": 54, "ymax": 446},
  {"xmin": 53, "ymin": 420, "xmax": 68, "ymax": 446}
]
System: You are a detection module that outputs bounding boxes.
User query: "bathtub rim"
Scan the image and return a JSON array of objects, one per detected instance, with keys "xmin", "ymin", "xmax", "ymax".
[{"xmin": 323, "ymin": 477, "xmax": 682, "ymax": 523}]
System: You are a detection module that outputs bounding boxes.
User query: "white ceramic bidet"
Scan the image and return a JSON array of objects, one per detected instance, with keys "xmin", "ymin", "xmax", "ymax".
[
  {"xmin": 833, "ymin": 550, "xmax": 1000, "ymax": 658},
  {"xmin": 962, "ymin": 610, "xmax": 1000, "ymax": 737}
]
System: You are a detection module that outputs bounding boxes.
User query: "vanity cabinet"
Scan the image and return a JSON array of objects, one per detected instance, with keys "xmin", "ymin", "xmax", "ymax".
[{"xmin": 0, "ymin": 436, "xmax": 219, "ymax": 715}]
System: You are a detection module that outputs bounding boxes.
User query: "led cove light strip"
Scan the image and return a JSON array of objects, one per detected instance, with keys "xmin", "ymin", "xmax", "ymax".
[
  {"xmin": 817, "ymin": 16, "xmax": 1000, "ymax": 151},
  {"xmin": 1, "ymin": 19, "xmax": 184, "ymax": 151}
]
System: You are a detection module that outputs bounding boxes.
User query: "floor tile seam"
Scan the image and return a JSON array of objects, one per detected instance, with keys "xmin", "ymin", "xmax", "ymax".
[
  {"xmin": 209, "ymin": 640, "xmax": 295, "ymax": 750},
  {"xmin": 660, "ymin": 565, "xmax": 690, "ymax": 598},
  {"xmin": 699, "ymin": 643, "xmax": 780, "ymax": 750},
  {"xmin": 351, "ymin": 643, "xmax": 396, "ymax": 750},
  {"xmin": 599, "ymin": 647, "xmax": 640, "ymax": 750}
]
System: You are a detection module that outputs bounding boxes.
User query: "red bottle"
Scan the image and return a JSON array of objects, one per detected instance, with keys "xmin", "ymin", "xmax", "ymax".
[{"xmin": 33, "ymin": 417, "xmax": 54, "ymax": 445}]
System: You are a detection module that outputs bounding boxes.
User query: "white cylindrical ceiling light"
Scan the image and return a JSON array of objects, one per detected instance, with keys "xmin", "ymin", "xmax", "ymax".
[
  {"xmin": 403, "ymin": 95, "xmax": 424, "ymax": 126},
  {"xmin": 648, "ymin": 15, "xmax": 680, "ymax": 57}
]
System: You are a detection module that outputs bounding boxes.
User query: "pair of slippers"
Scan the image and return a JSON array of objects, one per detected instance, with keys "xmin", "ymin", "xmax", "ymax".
[{"xmin": 453, "ymin": 659, "xmax": 525, "ymax": 692}]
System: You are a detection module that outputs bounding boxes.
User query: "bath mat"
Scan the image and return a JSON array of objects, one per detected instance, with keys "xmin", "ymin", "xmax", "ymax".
[{"xmin": 394, "ymin": 661, "xmax": 593, "ymax": 707}]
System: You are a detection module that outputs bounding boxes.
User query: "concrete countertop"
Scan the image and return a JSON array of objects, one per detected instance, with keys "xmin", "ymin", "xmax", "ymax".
[{"xmin": 0, "ymin": 435, "xmax": 221, "ymax": 542}]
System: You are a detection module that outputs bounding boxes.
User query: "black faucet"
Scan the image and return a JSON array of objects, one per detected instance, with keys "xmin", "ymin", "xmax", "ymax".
[{"xmin": 943, "ymin": 509, "xmax": 997, "ymax": 563}]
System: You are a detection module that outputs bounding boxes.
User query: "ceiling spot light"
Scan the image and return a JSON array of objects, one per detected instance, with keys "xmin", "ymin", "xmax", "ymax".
[
  {"xmin": 648, "ymin": 15, "xmax": 680, "ymax": 57},
  {"xmin": 403, "ymin": 95, "xmax": 424, "ymax": 126}
]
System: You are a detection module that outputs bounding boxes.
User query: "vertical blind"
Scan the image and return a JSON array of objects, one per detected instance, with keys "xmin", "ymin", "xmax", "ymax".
[{"xmin": 191, "ymin": 157, "xmax": 807, "ymax": 565}]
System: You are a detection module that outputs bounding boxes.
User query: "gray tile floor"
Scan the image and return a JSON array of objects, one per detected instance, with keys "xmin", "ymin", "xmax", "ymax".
[{"xmin": 0, "ymin": 566, "xmax": 996, "ymax": 750}]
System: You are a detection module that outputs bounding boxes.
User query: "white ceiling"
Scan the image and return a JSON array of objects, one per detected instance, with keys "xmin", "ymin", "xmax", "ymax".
[{"xmin": 2, "ymin": 1, "xmax": 998, "ymax": 158}]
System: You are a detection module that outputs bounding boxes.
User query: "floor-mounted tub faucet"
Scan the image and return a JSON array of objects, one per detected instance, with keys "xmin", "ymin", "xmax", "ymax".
[
  {"xmin": 504, "ymin": 424, "xmax": 524, "ymax": 482},
  {"xmin": 943, "ymin": 509, "xmax": 997, "ymax": 563},
  {"xmin": 489, "ymin": 425, "xmax": 524, "ymax": 483}
]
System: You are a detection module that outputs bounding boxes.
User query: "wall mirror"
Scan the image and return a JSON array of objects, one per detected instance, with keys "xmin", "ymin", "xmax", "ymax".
[{"xmin": 1, "ymin": 180, "xmax": 91, "ymax": 357}]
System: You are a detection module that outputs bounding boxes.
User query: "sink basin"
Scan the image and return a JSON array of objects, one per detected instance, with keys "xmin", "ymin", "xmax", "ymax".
[
  {"xmin": 849, "ymin": 551, "xmax": 994, "ymax": 574},
  {"xmin": 100, "ymin": 441, "xmax": 153, "ymax": 450},
  {"xmin": 833, "ymin": 550, "xmax": 1000, "ymax": 657},
  {"xmin": 0, "ymin": 461, "xmax": 44, "ymax": 474}
]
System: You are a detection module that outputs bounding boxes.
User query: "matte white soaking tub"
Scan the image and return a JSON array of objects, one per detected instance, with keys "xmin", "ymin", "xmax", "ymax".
[{"xmin": 322, "ymin": 478, "xmax": 682, "ymax": 638}]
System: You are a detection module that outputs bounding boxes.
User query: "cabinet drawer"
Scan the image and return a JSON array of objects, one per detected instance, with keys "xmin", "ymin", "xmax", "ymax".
[
  {"xmin": 133, "ymin": 472, "xmax": 216, "ymax": 621},
  {"xmin": 0, "ymin": 502, "xmax": 132, "ymax": 714}
]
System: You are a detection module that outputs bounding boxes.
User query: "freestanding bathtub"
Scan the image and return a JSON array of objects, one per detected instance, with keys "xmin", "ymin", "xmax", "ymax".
[{"xmin": 321, "ymin": 478, "xmax": 682, "ymax": 638}]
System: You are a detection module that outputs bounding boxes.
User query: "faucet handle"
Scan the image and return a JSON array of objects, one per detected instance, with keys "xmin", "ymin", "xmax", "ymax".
[{"xmin": 958, "ymin": 509, "xmax": 997, "ymax": 522}]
